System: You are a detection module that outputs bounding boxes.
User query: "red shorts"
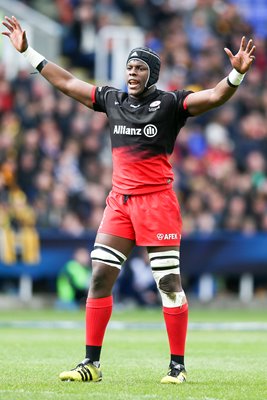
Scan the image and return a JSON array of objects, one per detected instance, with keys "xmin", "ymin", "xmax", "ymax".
[{"xmin": 98, "ymin": 188, "xmax": 182, "ymax": 246}]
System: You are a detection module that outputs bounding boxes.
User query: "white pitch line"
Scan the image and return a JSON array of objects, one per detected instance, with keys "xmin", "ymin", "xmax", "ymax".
[{"xmin": 0, "ymin": 321, "xmax": 267, "ymax": 331}]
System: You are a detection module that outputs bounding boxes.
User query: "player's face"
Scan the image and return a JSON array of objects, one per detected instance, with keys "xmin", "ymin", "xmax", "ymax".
[{"xmin": 126, "ymin": 60, "xmax": 149, "ymax": 97}]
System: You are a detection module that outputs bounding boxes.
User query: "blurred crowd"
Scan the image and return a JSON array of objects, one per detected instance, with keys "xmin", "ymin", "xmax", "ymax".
[{"xmin": 0, "ymin": 0, "xmax": 267, "ymax": 239}]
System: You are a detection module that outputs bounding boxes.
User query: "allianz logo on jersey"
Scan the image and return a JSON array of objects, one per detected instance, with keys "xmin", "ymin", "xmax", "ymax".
[{"xmin": 113, "ymin": 124, "xmax": 158, "ymax": 138}]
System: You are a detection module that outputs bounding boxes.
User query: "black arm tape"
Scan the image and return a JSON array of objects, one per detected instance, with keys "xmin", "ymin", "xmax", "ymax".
[
  {"xmin": 226, "ymin": 76, "xmax": 238, "ymax": 88},
  {"xmin": 36, "ymin": 59, "xmax": 48, "ymax": 73}
]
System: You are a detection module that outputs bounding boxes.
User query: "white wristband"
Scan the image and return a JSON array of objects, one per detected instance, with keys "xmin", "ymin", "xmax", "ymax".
[
  {"xmin": 228, "ymin": 68, "xmax": 246, "ymax": 87},
  {"xmin": 22, "ymin": 46, "xmax": 45, "ymax": 69}
]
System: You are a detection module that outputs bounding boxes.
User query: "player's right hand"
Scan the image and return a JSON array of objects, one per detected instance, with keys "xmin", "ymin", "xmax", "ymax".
[{"xmin": 2, "ymin": 15, "xmax": 28, "ymax": 53}]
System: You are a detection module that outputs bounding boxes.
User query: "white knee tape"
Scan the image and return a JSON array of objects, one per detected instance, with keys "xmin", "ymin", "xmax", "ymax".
[
  {"xmin": 149, "ymin": 250, "xmax": 186, "ymax": 307},
  {"xmin": 158, "ymin": 288, "xmax": 186, "ymax": 308},
  {"xmin": 91, "ymin": 243, "xmax": 127, "ymax": 269}
]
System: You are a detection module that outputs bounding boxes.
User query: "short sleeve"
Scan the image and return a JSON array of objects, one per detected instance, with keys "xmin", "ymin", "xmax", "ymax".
[
  {"xmin": 173, "ymin": 89, "xmax": 194, "ymax": 117},
  {"xmin": 93, "ymin": 86, "xmax": 110, "ymax": 113},
  {"xmin": 93, "ymin": 86, "xmax": 118, "ymax": 113}
]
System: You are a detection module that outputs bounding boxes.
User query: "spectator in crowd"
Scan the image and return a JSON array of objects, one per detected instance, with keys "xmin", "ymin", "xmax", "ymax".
[
  {"xmin": 56, "ymin": 247, "xmax": 92, "ymax": 308},
  {"xmin": 1, "ymin": 1, "xmax": 266, "ymax": 238}
]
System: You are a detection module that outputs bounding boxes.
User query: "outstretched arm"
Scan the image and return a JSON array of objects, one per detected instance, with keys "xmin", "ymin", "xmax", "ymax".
[
  {"xmin": 186, "ymin": 36, "xmax": 256, "ymax": 116},
  {"xmin": 2, "ymin": 16, "xmax": 95, "ymax": 108}
]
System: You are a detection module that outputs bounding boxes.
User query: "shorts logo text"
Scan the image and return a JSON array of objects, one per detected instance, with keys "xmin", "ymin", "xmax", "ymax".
[{"xmin": 157, "ymin": 233, "xmax": 178, "ymax": 240}]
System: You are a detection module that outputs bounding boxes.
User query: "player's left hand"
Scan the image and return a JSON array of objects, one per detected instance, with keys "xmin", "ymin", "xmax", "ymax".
[
  {"xmin": 2, "ymin": 15, "xmax": 28, "ymax": 53},
  {"xmin": 224, "ymin": 36, "xmax": 256, "ymax": 74}
]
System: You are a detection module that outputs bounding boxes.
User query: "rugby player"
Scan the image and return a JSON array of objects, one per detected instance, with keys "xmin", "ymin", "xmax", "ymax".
[{"xmin": 2, "ymin": 15, "xmax": 255, "ymax": 384}]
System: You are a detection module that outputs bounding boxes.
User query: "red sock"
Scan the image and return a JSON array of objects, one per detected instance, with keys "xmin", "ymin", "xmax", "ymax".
[
  {"xmin": 163, "ymin": 303, "xmax": 188, "ymax": 356},
  {"xmin": 85, "ymin": 296, "xmax": 113, "ymax": 346}
]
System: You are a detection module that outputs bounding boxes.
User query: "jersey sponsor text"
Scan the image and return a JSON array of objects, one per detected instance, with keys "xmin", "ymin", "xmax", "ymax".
[
  {"xmin": 113, "ymin": 125, "xmax": 142, "ymax": 136},
  {"xmin": 113, "ymin": 124, "xmax": 158, "ymax": 137}
]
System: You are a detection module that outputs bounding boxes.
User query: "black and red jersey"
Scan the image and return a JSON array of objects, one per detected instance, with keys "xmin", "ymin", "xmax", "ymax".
[{"xmin": 93, "ymin": 86, "xmax": 192, "ymax": 195}]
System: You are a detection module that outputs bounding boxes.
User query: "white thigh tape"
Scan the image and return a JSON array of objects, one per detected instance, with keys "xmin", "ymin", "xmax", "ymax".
[
  {"xmin": 149, "ymin": 250, "xmax": 180, "ymax": 270},
  {"xmin": 91, "ymin": 243, "xmax": 127, "ymax": 269}
]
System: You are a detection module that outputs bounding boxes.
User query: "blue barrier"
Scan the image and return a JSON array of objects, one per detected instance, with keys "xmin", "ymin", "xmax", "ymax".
[
  {"xmin": 0, "ymin": 231, "xmax": 95, "ymax": 280},
  {"xmin": 181, "ymin": 233, "xmax": 267, "ymax": 276},
  {"xmin": 0, "ymin": 231, "xmax": 267, "ymax": 279}
]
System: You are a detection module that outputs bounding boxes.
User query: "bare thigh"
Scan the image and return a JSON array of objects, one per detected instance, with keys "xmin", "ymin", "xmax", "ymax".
[{"xmin": 88, "ymin": 233, "xmax": 135, "ymax": 298}]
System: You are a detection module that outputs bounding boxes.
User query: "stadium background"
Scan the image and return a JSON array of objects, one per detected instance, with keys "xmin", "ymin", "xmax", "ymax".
[{"xmin": 0, "ymin": 0, "xmax": 267, "ymax": 307}]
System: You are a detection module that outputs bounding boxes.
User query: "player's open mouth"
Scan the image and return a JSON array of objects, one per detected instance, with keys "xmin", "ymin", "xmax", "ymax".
[{"xmin": 128, "ymin": 80, "xmax": 139, "ymax": 88}]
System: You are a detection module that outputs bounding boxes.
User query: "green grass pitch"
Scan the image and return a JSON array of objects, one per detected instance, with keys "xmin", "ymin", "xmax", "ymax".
[{"xmin": 0, "ymin": 307, "xmax": 266, "ymax": 400}]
